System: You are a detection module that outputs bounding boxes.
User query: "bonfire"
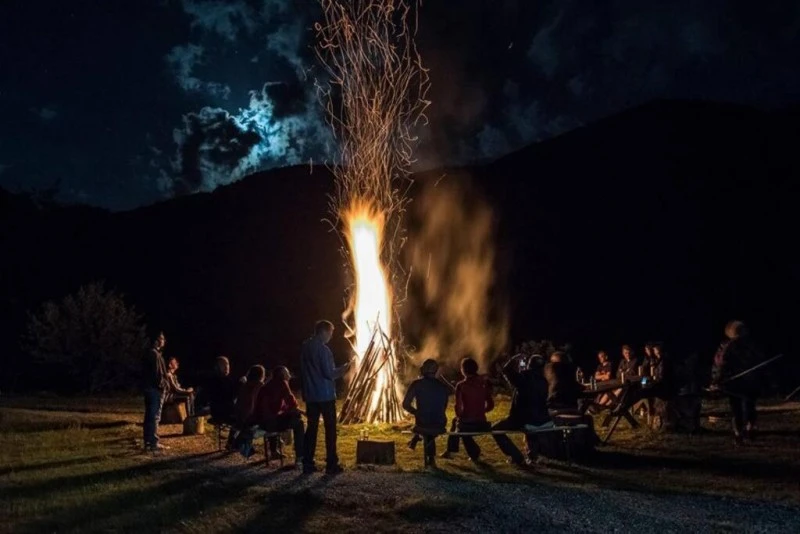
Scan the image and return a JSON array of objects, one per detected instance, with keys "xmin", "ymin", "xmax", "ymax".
[{"xmin": 315, "ymin": 0, "xmax": 430, "ymax": 423}]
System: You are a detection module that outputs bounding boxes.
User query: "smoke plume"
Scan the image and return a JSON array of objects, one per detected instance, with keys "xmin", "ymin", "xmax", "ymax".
[{"xmin": 403, "ymin": 175, "xmax": 508, "ymax": 373}]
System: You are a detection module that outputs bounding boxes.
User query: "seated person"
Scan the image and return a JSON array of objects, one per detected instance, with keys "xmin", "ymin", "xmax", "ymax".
[
  {"xmin": 254, "ymin": 366, "xmax": 305, "ymax": 465},
  {"xmin": 402, "ymin": 359, "xmax": 450, "ymax": 467},
  {"xmin": 648, "ymin": 342, "xmax": 675, "ymax": 398},
  {"xmin": 235, "ymin": 365, "xmax": 267, "ymax": 425},
  {"xmin": 544, "ymin": 351, "xmax": 581, "ymax": 412},
  {"xmin": 165, "ymin": 357, "xmax": 195, "ymax": 415},
  {"xmin": 617, "ymin": 344, "xmax": 638, "ymax": 380},
  {"xmin": 641, "ymin": 343, "xmax": 656, "ymax": 377},
  {"xmin": 443, "ymin": 357, "xmax": 494, "ymax": 461},
  {"xmin": 233, "ymin": 365, "xmax": 267, "ymax": 456},
  {"xmin": 594, "ymin": 351, "xmax": 613, "ymax": 382},
  {"xmin": 493, "ymin": 353, "xmax": 551, "ymax": 465},
  {"xmin": 197, "ymin": 356, "xmax": 238, "ymax": 424}
]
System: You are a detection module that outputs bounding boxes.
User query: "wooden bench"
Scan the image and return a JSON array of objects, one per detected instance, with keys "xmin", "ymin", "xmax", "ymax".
[
  {"xmin": 413, "ymin": 423, "xmax": 590, "ymax": 465},
  {"xmin": 209, "ymin": 420, "xmax": 285, "ymax": 467}
]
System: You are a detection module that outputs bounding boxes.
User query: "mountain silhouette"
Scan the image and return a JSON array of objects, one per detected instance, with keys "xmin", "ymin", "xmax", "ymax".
[{"xmin": 2, "ymin": 100, "xmax": 797, "ymax": 390}]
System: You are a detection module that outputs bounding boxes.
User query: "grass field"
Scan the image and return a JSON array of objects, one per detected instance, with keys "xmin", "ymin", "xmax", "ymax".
[{"xmin": 1, "ymin": 396, "xmax": 799, "ymax": 533}]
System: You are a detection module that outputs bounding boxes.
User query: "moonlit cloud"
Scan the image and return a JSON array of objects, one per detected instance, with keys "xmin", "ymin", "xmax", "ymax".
[
  {"xmin": 162, "ymin": 0, "xmax": 327, "ymax": 195},
  {"xmin": 169, "ymin": 83, "xmax": 330, "ymax": 194},
  {"xmin": 31, "ymin": 106, "xmax": 58, "ymax": 121}
]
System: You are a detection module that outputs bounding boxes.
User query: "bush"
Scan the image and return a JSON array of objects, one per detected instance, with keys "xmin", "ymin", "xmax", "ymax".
[{"xmin": 22, "ymin": 282, "xmax": 148, "ymax": 393}]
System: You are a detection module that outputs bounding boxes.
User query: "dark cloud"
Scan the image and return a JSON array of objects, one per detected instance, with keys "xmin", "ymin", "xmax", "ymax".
[
  {"xmin": 1, "ymin": 0, "xmax": 798, "ymax": 208},
  {"xmin": 161, "ymin": 0, "xmax": 327, "ymax": 195}
]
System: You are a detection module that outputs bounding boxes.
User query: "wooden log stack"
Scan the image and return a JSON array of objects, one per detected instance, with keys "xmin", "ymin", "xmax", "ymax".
[{"xmin": 339, "ymin": 322, "xmax": 404, "ymax": 424}]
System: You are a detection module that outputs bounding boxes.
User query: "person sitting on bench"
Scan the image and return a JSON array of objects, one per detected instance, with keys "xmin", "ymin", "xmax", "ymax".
[
  {"xmin": 493, "ymin": 353, "xmax": 551, "ymax": 466},
  {"xmin": 442, "ymin": 357, "xmax": 494, "ymax": 461},
  {"xmin": 165, "ymin": 357, "xmax": 195, "ymax": 416},
  {"xmin": 594, "ymin": 351, "xmax": 613, "ymax": 382},
  {"xmin": 197, "ymin": 356, "xmax": 239, "ymax": 449},
  {"xmin": 544, "ymin": 351, "xmax": 581, "ymax": 412},
  {"xmin": 402, "ymin": 359, "xmax": 450, "ymax": 468},
  {"xmin": 233, "ymin": 365, "xmax": 267, "ymax": 457},
  {"xmin": 617, "ymin": 345, "xmax": 638, "ymax": 380},
  {"xmin": 255, "ymin": 365, "xmax": 305, "ymax": 466}
]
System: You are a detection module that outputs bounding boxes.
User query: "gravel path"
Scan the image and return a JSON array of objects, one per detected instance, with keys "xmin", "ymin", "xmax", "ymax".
[{"xmin": 239, "ymin": 468, "xmax": 799, "ymax": 533}]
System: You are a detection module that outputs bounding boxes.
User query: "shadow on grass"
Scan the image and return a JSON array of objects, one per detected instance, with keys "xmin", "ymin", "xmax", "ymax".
[
  {"xmin": 0, "ymin": 452, "xmax": 219, "ymax": 502},
  {"xmin": 0, "ymin": 453, "xmax": 133, "ymax": 476},
  {"xmin": 0, "ymin": 419, "xmax": 133, "ymax": 434},
  {"xmin": 17, "ymin": 463, "xmax": 257, "ymax": 534}
]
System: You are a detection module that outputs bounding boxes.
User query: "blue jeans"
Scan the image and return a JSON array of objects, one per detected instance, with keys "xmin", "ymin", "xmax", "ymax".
[{"xmin": 143, "ymin": 387, "xmax": 165, "ymax": 447}]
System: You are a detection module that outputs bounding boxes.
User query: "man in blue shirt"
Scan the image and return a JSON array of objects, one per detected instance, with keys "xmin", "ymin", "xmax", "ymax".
[{"xmin": 300, "ymin": 320, "xmax": 352, "ymax": 474}]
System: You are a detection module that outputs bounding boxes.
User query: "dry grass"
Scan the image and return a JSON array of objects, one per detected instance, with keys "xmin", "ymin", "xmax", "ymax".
[{"xmin": 1, "ymin": 396, "xmax": 798, "ymax": 533}]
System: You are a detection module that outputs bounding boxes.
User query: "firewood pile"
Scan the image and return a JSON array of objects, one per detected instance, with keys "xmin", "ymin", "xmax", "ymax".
[{"xmin": 339, "ymin": 322, "xmax": 404, "ymax": 424}]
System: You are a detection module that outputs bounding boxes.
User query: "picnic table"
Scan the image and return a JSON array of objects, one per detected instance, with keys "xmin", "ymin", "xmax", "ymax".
[{"xmin": 579, "ymin": 377, "xmax": 658, "ymax": 444}]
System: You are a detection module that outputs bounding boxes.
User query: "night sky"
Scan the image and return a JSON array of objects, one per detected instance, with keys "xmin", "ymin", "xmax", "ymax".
[{"xmin": 1, "ymin": 0, "xmax": 798, "ymax": 210}]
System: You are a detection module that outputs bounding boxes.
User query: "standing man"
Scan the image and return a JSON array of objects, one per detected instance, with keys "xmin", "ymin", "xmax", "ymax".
[
  {"xmin": 712, "ymin": 320, "xmax": 762, "ymax": 445},
  {"xmin": 142, "ymin": 331, "xmax": 169, "ymax": 452},
  {"xmin": 300, "ymin": 320, "xmax": 351, "ymax": 474}
]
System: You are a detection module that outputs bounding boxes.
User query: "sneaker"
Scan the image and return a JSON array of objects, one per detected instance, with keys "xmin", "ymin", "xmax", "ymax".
[
  {"xmin": 407, "ymin": 437, "xmax": 420, "ymax": 451},
  {"xmin": 325, "ymin": 464, "xmax": 344, "ymax": 475},
  {"xmin": 145, "ymin": 443, "xmax": 169, "ymax": 452},
  {"xmin": 439, "ymin": 451, "xmax": 453, "ymax": 459}
]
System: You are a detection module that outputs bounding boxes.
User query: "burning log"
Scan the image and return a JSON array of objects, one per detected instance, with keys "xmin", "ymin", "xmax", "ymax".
[{"xmin": 339, "ymin": 320, "xmax": 404, "ymax": 424}]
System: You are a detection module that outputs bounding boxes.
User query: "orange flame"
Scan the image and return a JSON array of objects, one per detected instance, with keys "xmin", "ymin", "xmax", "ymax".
[{"xmin": 343, "ymin": 200, "xmax": 397, "ymax": 419}]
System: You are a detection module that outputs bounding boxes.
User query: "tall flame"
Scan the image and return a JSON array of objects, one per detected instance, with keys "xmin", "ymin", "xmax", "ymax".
[{"xmin": 344, "ymin": 201, "xmax": 395, "ymax": 417}]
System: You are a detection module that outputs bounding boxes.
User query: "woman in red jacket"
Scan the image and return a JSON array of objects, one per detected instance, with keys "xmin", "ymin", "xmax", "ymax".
[{"xmin": 443, "ymin": 358, "xmax": 495, "ymax": 461}]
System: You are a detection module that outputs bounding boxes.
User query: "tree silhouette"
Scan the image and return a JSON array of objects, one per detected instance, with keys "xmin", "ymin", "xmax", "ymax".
[{"xmin": 23, "ymin": 282, "xmax": 148, "ymax": 393}]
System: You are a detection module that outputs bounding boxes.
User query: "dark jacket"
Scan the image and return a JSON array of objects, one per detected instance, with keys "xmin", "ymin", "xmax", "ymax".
[
  {"xmin": 402, "ymin": 376, "xmax": 449, "ymax": 432},
  {"xmin": 300, "ymin": 335, "xmax": 348, "ymax": 403},
  {"xmin": 455, "ymin": 375, "xmax": 494, "ymax": 423},
  {"xmin": 617, "ymin": 357, "xmax": 638, "ymax": 379},
  {"xmin": 544, "ymin": 361, "xmax": 581, "ymax": 410},
  {"xmin": 504, "ymin": 359, "xmax": 550, "ymax": 426},
  {"xmin": 204, "ymin": 373, "xmax": 238, "ymax": 420},
  {"xmin": 713, "ymin": 336, "xmax": 763, "ymax": 396},
  {"xmin": 141, "ymin": 347, "xmax": 168, "ymax": 391}
]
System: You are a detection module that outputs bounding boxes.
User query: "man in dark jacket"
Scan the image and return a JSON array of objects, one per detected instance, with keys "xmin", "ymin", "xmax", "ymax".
[
  {"xmin": 141, "ymin": 332, "xmax": 168, "ymax": 451},
  {"xmin": 300, "ymin": 320, "xmax": 351, "ymax": 475},
  {"xmin": 493, "ymin": 354, "xmax": 552, "ymax": 465},
  {"xmin": 617, "ymin": 344, "xmax": 638, "ymax": 380},
  {"xmin": 544, "ymin": 351, "xmax": 581, "ymax": 411},
  {"xmin": 712, "ymin": 320, "xmax": 763, "ymax": 444},
  {"xmin": 444, "ymin": 357, "xmax": 494, "ymax": 461},
  {"xmin": 402, "ymin": 359, "xmax": 450, "ymax": 467},
  {"xmin": 203, "ymin": 356, "xmax": 238, "ymax": 422}
]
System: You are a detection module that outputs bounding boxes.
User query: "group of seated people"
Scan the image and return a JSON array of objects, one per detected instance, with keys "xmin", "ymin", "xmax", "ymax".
[
  {"xmin": 590, "ymin": 342, "xmax": 669, "ymax": 385},
  {"xmin": 401, "ymin": 351, "xmax": 595, "ymax": 468},
  {"xmin": 194, "ymin": 356, "xmax": 305, "ymax": 463}
]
